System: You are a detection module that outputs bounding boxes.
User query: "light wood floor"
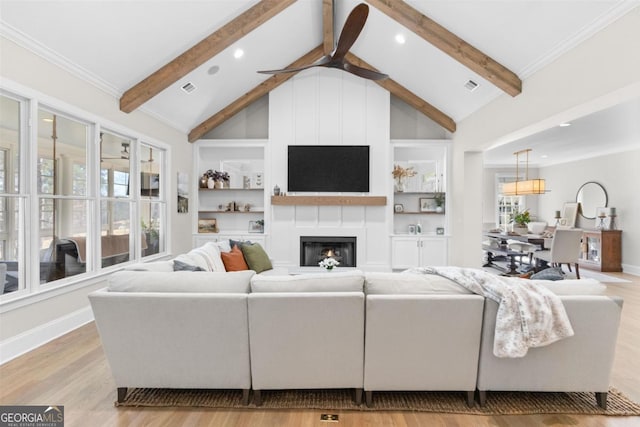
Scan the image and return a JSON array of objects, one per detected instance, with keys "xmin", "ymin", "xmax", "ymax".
[{"xmin": 1, "ymin": 272, "xmax": 639, "ymax": 427}]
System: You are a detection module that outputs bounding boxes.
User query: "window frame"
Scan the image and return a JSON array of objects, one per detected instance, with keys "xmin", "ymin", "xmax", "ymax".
[{"xmin": 0, "ymin": 82, "xmax": 171, "ymax": 310}]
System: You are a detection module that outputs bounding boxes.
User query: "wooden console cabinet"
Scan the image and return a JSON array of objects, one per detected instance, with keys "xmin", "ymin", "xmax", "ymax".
[{"xmin": 579, "ymin": 229, "xmax": 622, "ymax": 272}]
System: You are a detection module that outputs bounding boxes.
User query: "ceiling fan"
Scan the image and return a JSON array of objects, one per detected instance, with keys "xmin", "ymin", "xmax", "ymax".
[
  {"xmin": 100, "ymin": 133, "xmax": 130, "ymax": 161},
  {"xmin": 257, "ymin": 3, "xmax": 388, "ymax": 81}
]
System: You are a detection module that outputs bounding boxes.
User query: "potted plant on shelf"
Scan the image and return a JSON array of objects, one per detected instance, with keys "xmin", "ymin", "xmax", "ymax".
[
  {"xmin": 511, "ymin": 209, "xmax": 531, "ymax": 234},
  {"xmin": 392, "ymin": 164, "xmax": 416, "ymax": 192},
  {"xmin": 212, "ymin": 171, "xmax": 230, "ymax": 189}
]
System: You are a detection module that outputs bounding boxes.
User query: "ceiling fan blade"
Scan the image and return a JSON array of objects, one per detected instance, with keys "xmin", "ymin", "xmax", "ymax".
[
  {"xmin": 333, "ymin": 3, "xmax": 369, "ymax": 61},
  {"xmin": 342, "ymin": 61, "xmax": 388, "ymax": 81},
  {"xmin": 258, "ymin": 56, "xmax": 331, "ymax": 75}
]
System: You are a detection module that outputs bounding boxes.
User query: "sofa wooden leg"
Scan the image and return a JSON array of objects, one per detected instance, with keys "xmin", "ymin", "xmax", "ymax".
[
  {"xmin": 242, "ymin": 389, "xmax": 250, "ymax": 406},
  {"xmin": 117, "ymin": 387, "xmax": 127, "ymax": 403},
  {"xmin": 365, "ymin": 391, "xmax": 373, "ymax": 407},
  {"xmin": 575, "ymin": 263, "xmax": 580, "ymax": 279},
  {"xmin": 596, "ymin": 392, "xmax": 608, "ymax": 409},
  {"xmin": 466, "ymin": 390, "xmax": 475, "ymax": 407},
  {"xmin": 253, "ymin": 390, "xmax": 262, "ymax": 407},
  {"xmin": 477, "ymin": 390, "xmax": 487, "ymax": 407},
  {"xmin": 354, "ymin": 388, "xmax": 363, "ymax": 405}
]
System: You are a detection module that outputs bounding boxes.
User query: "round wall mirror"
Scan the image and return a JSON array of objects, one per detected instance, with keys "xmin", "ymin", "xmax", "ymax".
[{"xmin": 576, "ymin": 181, "xmax": 608, "ymax": 219}]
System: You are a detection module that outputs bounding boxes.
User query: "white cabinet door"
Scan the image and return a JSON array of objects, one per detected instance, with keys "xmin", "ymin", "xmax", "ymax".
[
  {"xmin": 391, "ymin": 237, "xmax": 421, "ymax": 269},
  {"xmin": 419, "ymin": 237, "xmax": 448, "ymax": 267}
]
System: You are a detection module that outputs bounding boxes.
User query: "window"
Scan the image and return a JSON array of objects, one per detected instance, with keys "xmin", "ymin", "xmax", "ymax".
[
  {"xmin": 0, "ymin": 94, "xmax": 22, "ymax": 295},
  {"xmin": 496, "ymin": 174, "xmax": 525, "ymax": 232},
  {"xmin": 0, "ymin": 88, "xmax": 169, "ymax": 300}
]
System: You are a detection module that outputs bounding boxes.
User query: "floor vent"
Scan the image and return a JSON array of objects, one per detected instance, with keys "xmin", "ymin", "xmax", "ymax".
[{"xmin": 320, "ymin": 414, "xmax": 339, "ymax": 422}]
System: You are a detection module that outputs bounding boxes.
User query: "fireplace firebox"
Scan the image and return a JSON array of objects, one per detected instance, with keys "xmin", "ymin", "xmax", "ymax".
[{"xmin": 300, "ymin": 236, "xmax": 356, "ymax": 267}]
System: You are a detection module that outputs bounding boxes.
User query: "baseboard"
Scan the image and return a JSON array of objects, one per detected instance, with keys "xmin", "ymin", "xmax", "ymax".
[
  {"xmin": 0, "ymin": 306, "xmax": 94, "ymax": 365},
  {"xmin": 622, "ymin": 263, "xmax": 640, "ymax": 277}
]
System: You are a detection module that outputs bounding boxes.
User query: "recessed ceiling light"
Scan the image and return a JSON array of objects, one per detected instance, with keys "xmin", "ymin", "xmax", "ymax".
[
  {"xmin": 233, "ymin": 48, "xmax": 244, "ymax": 59},
  {"xmin": 395, "ymin": 34, "xmax": 406, "ymax": 44},
  {"xmin": 208, "ymin": 65, "xmax": 220, "ymax": 75},
  {"xmin": 559, "ymin": 122, "xmax": 571, "ymax": 127},
  {"xmin": 42, "ymin": 118, "xmax": 53, "ymax": 122},
  {"xmin": 540, "ymin": 154, "xmax": 548, "ymax": 159}
]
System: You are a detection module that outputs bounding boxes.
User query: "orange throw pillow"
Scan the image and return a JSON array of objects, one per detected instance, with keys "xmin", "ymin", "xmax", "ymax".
[{"xmin": 221, "ymin": 245, "xmax": 249, "ymax": 272}]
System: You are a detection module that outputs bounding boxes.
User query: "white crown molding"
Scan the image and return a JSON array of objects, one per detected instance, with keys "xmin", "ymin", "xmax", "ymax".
[
  {"xmin": 519, "ymin": 2, "xmax": 639, "ymax": 79},
  {"xmin": 0, "ymin": 20, "xmax": 121, "ymax": 98},
  {"xmin": 1, "ymin": 20, "xmax": 190, "ymax": 134}
]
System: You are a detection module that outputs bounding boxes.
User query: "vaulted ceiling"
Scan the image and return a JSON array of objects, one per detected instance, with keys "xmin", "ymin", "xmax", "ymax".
[{"xmin": 1, "ymin": 0, "xmax": 637, "ymax": 146}]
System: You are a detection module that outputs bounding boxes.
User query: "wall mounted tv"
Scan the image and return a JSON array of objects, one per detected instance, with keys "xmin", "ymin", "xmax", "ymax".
[{"xmin": 288, "ymin": 145, "xmax": 370, "ymax": 192}]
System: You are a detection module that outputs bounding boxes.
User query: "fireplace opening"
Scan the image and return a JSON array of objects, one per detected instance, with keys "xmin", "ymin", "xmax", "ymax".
[{"xmin": 300, "ymin": 236, "xmax": 356, "ymax": 268}]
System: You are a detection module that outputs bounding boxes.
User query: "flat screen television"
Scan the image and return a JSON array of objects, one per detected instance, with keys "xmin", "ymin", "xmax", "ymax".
[{"xmin": 288, "ymin": 145, "xmax": 369, "ymax": 192}]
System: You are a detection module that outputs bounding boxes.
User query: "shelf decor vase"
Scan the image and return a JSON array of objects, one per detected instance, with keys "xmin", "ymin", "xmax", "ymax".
[
  {"xmin": 207, "ymin": 178, "xmax": 215, "ymax": 189},
  {"xmin": 214, "ymin": 180, "xmax": 224, "ymax": 189},
  {"xmin": 199, "ymin": 176, "xmax": 208, "ymax": 188}
]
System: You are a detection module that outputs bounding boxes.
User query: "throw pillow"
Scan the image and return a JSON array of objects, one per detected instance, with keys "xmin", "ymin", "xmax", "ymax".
[
  {"xmin": 230, "ymin": 239, "xmax": 251, "ymax": 249},
  {"xmin": 530, "ymin": 267, "xmax": 564, "ymax": 281},
  {"xmin": 240, "ymin": 243, "xmax": 272, "ymax": 274},
  {"xmin": 173, "ymin": 259, "xmax": 205, "ymax": 271},
  {"xmin": 221, "ymin": 245, "xmax": 249, "ymax": 272}
]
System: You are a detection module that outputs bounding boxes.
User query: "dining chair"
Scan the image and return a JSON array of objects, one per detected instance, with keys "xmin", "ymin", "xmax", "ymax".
[{"xmin": 533, "ymin": 229, "xmax": 583, "ymax": 279}]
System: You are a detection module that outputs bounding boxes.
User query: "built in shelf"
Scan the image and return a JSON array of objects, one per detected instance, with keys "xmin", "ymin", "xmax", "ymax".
[
  {"xmin": 271, "ymin": 195, "xmax": 387, "ymax": 206},
  {"xmin": 395, "ymin": 211, "xmax": 445, "ymax": 215},
  {"xmin": 198, "ymin": 210, "xmax": 264, "ymax": 214},
  {"xmin": 199, "ymin": 187, "xmax": 263, "ymax": 191}
]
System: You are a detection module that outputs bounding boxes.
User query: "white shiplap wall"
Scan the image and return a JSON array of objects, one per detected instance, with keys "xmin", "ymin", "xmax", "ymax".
[{"xmin": 268, "ymin": 68, "xmax": 391, "ymax": 270}]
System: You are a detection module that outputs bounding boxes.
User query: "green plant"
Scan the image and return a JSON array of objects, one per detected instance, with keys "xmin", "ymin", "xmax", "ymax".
[
  {"xmin": 511, "ymin": 210, "xmax": 531, "ymax": 226},
  {"xmin": 434, "ymin": 192, "xmax": 445, "ymax": 207}
]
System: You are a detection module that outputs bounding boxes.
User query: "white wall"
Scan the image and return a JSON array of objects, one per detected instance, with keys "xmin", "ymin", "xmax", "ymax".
[
  {"xmin": 539, "ymin": 149, "xmax": 639, "ymax": 273},
  {"xmin": 267, "ymin": 68, "xmax": 391, "ymax": 270},
  {"xmin": 453, "ymin": 7, "xmax": 640, "ymax": 267},
  {"xmin": 0, "ymin": 36, "xmax": 191, "ymax": 343}
]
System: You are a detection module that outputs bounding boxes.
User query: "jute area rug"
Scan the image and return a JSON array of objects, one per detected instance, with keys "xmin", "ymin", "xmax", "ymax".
[{"xmin": 115, "ymin": 387, "xmax": 640, "ymax": 416}]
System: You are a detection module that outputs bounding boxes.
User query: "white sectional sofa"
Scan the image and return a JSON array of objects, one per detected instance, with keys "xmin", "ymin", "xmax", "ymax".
[
  {"xmin": 476, "ymin": 283, "xmax": 623, "ymax": 409},
  {"xmin": 248, "ymin": 270, "xmax": 366, "ymax": 405},
  {"xmin": 89, "ymin": 270, "xmax": 255, "ymax": 404},
  {"xmin": 363, "ymin": 272, "xmax": 485, "ymax": 407},
  {"xmin": 88, "ymin": 246, "xmax": 623, "ymax": 409}
]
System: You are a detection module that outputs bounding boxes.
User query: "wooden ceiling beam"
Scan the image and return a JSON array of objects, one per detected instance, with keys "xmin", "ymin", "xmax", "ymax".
[
  {"xmin": 346, "ymin": 53, "xmax": 456, "ymax": 133},
  {"xmin": 323, "ymin": 0, "xmax": 334, "ymax": 55},
  {"xmin": 119, "ymin": 0, "xmax": 297, "ymax": 113},
  {"xmin": 188, "ymin": 45, "xmax": 325, "ymax": 142},
  {"xmin": 367, "ymin": 0, "xmax": 522, "ymax": 97}
]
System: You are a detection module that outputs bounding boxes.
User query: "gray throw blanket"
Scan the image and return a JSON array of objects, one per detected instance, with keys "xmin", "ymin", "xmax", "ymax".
[{"xmin": 405, "ymin": 266, "xmax": 574, "ymax": 358}]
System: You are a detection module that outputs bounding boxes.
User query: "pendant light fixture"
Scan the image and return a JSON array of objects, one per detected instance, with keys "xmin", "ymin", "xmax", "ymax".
[{"xmin": 502, "ymin": 149, "xmax": 546, "ymax": 196}]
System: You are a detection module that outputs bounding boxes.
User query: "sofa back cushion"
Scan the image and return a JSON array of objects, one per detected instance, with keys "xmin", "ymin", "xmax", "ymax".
[
  {"xmin": 251, "ymin": 270, "xmax": 364, "ymax": 293},
  {"xmin": 365, "ymin": 272, "xmax": 471, "ymax": 295},
  {"xmin": 124, "ymin": 260, "xmax": 174, "ymax": 272},
  {"xmin": 108, "ymin": 270, "xmax": 254, "ymax": 293},
  {"xmin": 532, "ymin": 278, "xmax": 606, "ymax": 295}
]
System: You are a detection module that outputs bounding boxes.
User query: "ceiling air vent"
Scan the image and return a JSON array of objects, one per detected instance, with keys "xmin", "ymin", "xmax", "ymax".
[
  {"xmin": 464, "ymin": 79, "xmax": 479, "ymax": 92},
  {"xmin": 181, "ymin": 82, "xmax": 196, "ymax": 94}
]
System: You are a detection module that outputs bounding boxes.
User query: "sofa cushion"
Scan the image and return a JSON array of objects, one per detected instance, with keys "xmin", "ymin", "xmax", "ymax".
[
  {"xmin": 532, "ymin": 278, "xmax": 606, "ymax": 295},
  {"xmin": 365, "ymin": 272, "xmax": 471, "ymax": 295},
  {"xmin": 173, "ymin": 259, "xmax": 205, "ymax": 271},
  {"xmin": 221, "ymin": 245, "xmax": 249, "ymax": 271},
  {"xmin": 250, "ymin": 270, "xmax": 364, "ymax": 293},
  {"xmin": 124, "ymin": 260, "xmax": 174, "ymax": 272},
  {"xmin": 107, "ymin": 270, "xmax": 254, "ymax": 293},
  {"xmin": 240, "ymin": 243, "xmax": 272, "ymax": 274}
]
